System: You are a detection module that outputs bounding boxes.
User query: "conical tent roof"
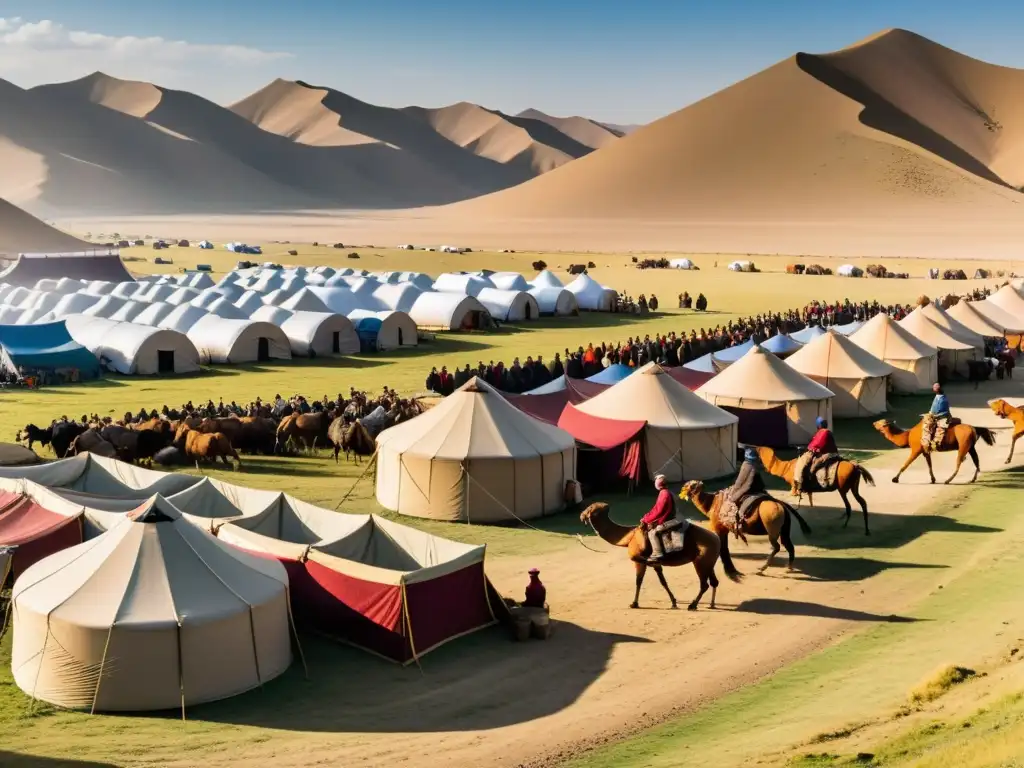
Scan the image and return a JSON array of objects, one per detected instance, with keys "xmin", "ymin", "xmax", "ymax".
[
  {"xmin": 849, "ymin": 313, "xmax": 937, "ymax": 360},
  {"xmin": 712, "ymin": 338, "xmax": 756, "ymax": 364},
  {"xmin": 986, "ymin": 285, "xmax": 1024, "ymax": 321},
  {"xmin": 531, "ymin": 269, "xmax": 564, "ymax": 288},
  {"xmin": 791, "ymin": 325, "xmax": 827, "ymax": 344},
  {"xmin": 577, "ymin": 362, "xmax": 736, "ymax": 428},
  {"xmin": 786, "ymin": 329, "xmax": 895, "ymax": 379},
  {"xmin": 898, "ymin": 308, "xmax": 974, "ymax": 351},
  {"xmin": 948, "ymin": 299, "xmax": 1024, "ymax": 335},
  {"xmin": 916, "ymin": 302, "xmax": 984, "ymax": 348},
  {"xmin": 11, "ymin": 494, "xmax": 292, "ymax": 712},
  {"xmin": 376, "ymin": 377, "xmax": 574, "ymax": 459},
  {"xmin": 761, "ymin": 332, "xmax": 803, "ymax": 356},
  {"xmin": 697, "ymin": 345, "xmax": 834, "ymax": 401}
]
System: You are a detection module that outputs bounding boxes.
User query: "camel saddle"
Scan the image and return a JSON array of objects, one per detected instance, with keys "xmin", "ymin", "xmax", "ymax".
[
  {"xmin": 921, "ymin": 414, "xmax": 958, "ymax": 452},
  {"xmin": 653, "ymin": 517, "xmax": 691, "ymax": 555},
  {"xmin": 806, "ymin": 453, "xmax": 842, "ymax": 492},
  {"xmin": 721, "ymin": 492, "xmax": 772, "ymax": 531}
]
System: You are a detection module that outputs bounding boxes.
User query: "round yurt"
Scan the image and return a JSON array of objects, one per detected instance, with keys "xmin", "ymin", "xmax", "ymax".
[
  {"xmin": 475, "ymin": 288, "xmax": 540, "ymax": 322},
  {"xmin": 572, "ymin": 362, "xmax": 738, "ymax": 480},
  {"xmin": 527, "ymin": 286, "xmax": 578, "ymax": 316},
  {"xmin": 785, "ymin": 330, "xmax": 894, "ymax": 417},
  {"xmin": 375, "ymin": 377, "xmax": 576, "ymax": 523},
  {"xmin": 696, "ymin": 346, "xmax": 833, "ymax": 446},
  {"xmin": 10, "ymin": 496, "xmax": 292, "ymax": 713},
  {"xmin": 849, "ymin": 313, "xmax": 939, "ymax": 394},
  {"xmin": 564, "ymin": 274, "xmax": 617, "ymax": 311}
]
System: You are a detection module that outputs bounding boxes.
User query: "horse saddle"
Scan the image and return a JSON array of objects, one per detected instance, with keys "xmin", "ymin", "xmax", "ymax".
[
  {"xmin": 654, "ymin": 518, "xmax": 690, "ymax": 555},
  {"xmin": 808, "ymin": 453, "xmax": 842, "ymax": 492}
]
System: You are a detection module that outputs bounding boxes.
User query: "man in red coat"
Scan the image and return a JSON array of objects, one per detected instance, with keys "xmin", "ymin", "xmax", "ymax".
[
  {"xmin": 642, "ymin": 474, "xmax": 676, "ymax": 562},
  {"xmin": 793, "ymin": 417, "xmax": 838, "ymax": 496}
]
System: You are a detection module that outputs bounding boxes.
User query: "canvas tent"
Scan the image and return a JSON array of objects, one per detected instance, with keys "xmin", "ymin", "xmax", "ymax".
[
  {"xmin": 760, "ymin": 332, "xmax": 803, "ymax": 358},
  {"xmin": 280, "ymin": 311, "xmax": 360, "ymax": 357},
  {"xmin": 0, "ymin": 321, "xmax": 101, "ymax": 379},
  {"xmin": 531, "ymin": 270, "xmax": 564, "ymax": 288},
  {"xmin": 986, "ymin": 285, "xmax": 1024, "ymax": 324},
  {"xmin": 916, "ymin": 302, "xmax": 985, "ymax": 350},
  {"xmin": 375, "ymin": 377, "xmax": 575, "ymax": 523},
  {"xmin": 569, "ymin": 362, "xmax": 738, "ymax": 480},
  {"xmin": 948, "ymin": 300, "xmax": 1024, "ymax": 337},
  {"xmin": 527, "ymin": 286, "xmax": 578, "ymax": 316},
  {"xmin": 432, "ymin": 273, "xmax": 491, "ymax": 296},
  {"xmin": 10, "ymin": 495, "xmax": 293, "ymax": 713},
  {"xmin": 407, "ymin": 293, "xmax": 491, "ymax": 331},
  {"xmin": 898, "ymin": 308, "xmax": 980, "ymax": 377},
  {"xmin": 64, "ymin": 315, "xmax": 200, "ymax": 374},
  {"xmin": 565, "ymin": 274, "xmax": 616, "ymax": 311},
  {"xmin": 187, "ymin": 316, "xmax": 291, "ymax": 364},
  {"xmin": 0, "ymin": 252, "xmax": 132, "ymax": 287},
  {"xmin": 371, "ymin": 283, "xmax": 422, "ymax": 312},
  {"xmin": 476, "ymin": 288, "xmax": 539, "ymax": 322},
  {"xmin": 0, "ymin": 485, "xmax": 83, "ymax": 580},
  {"xmin": 697, "ymin": 346, "xmax": 833, "ymax": 446},
  {"xmin": 347, "ymin": 310, "xmax": 417, "ymax": 350},
  {"xmin": 489, "ymin": 272, "xmax": 530, "ymax": 290},
  {"xmin": 848, "ymin": 313, "xmax": 938, "ymax": 394},
  {"xmin": 785, "ymin": 330, "xmax": 894, "ymax": 417},
  {"xmin": 790, "ymin": 325, "xmax": 828, "ymax": 344}
]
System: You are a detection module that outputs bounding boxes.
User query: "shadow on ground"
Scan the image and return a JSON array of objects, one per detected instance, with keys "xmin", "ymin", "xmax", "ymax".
[
  {"xmin": 729, "ymin": 551, "xmax": 946, "ymax": 582},
  {"xmin": 733, "ymin": 598, "xmax": 919, "ymax": 623}
]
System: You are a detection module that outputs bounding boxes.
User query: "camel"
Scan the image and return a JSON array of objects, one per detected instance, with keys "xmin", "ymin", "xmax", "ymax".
[
  {"xmin": 680, "ymin": 480, "xmax": 811, "ymax": 575},
  {"xmin": 755, "ymin": 446, "xmax": 875, "ymax": 535},
  {"xmin": 579, "ymin": 502, "xmax": 736, "ymax": 611},
  {"xmin": 873, "ymin": 418, "xmax": 996, "ymax": 484},
  {"xmin": 988, "ymin": 400, "xmax": 1024, "ymax": 464}
]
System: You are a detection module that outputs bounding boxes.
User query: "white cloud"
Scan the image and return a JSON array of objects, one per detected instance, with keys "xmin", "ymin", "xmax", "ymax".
[{"xmin": 0, "ymin": 17, "xmax": 292, "ymax": 97}]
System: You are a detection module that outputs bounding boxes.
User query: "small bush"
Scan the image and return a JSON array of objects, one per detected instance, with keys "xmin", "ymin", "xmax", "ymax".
[{"xmin": 910, "ymin": 665, "xmax": 976, "ymax": 703}]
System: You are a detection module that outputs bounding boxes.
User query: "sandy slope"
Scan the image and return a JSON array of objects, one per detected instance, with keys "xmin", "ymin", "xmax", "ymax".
[
  {"xmin": 0, "ymin": 197, "xmax": 89, "ymax": 254},
  {"xmin": 518, "ymin": 108, "xmax": 624, "ymax": 149}
]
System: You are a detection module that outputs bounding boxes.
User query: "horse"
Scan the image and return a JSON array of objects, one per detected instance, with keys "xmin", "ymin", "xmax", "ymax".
[
  {"xmin": 873, "ymin": 418, "xmax": 996, "ymax": 484},
  {"xmin": 988, "ymin": 400, "xmax": 1024, "ymax": 464},
  {"xmin": 579, "ymin": 502, "xmax": 737, "ymax": 611},
  {"xmin": 680, "ymin": 480, "xmax": 811, "ymax": 575},
  {"xmin": 754, "ymin": 446, "xmax": 875, "ymax": 535}
]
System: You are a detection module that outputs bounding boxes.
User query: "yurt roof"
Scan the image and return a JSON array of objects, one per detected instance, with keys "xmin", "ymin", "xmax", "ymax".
[
  {"xmin": 375, "ymin": 377, "xmax": 574, "ymax": 459},
  {"xmin": 790, "ymin": 325, "xmax": 828, "ymax": 344},
  {"xmin": 987, "ymin": 284, "xmax": 1024, "ymax": 319},
  {"xmin": 531, "ymin": 270, "xmax": 564, "ymax": 288},
  {"xmin": 760, "ymin": 332, "xmax": 804, "ymax": 355},
  {"xmin": 786, "ymin": 329, "xmax": 895, "ymax": 379},
  {"xmin": 915, "ymin": 302, "xmax": 984, "ymax": 348},
  {"xmin": 697, "ymin": 345, "xmax": 834, "ymax": 401},
  {"xmin": 576, "ymin": 362, "xmax": 737, "ymax": 428},
  {"xmin": 949, "ymin": 299, "xmax": 1024, "ymax": 335},
  {"xmin": 849, "ymin": 313, "xmax": 938, "ymax": 360},
  {"xmin": 898, "ymin": 309, "xmax": 975, "ymax": 351}
]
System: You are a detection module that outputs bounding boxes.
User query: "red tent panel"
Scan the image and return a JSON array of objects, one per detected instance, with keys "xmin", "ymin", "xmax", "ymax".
[
  {"xmin": 0, "ymin": 496, "xmax": 83, "ymax": 577},
  {"xmin": 665, "ymin": 367, "xmax": 716, "ymax": 390},
  {"xmin": 558, "ymin": 404, "xmax": 646, "ymax": 450}
]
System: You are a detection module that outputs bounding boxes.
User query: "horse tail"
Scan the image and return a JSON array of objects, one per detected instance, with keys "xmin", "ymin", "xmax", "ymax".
[
  {"xmin": 783, "ymin": 501, "xmax": 812, "ymax": 536},
  {"xmin": 716, "ymin": 528, "xmax": 743, "ymax": 582},
  {"xmin": 975, "ymin": 426, "xmax": 997, "ymax": 447},
  {"xmin": 857, "ymin": 464, "xmax": 876, "ymax": 487}
]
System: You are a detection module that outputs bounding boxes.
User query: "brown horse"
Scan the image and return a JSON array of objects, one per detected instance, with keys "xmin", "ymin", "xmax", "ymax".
[
  {"xmin": 988, "ymin": 400, "xmax": 1024, "ymax": 464},
  {"xmin": 873, "ymin": 419, "xmax": 996, "ymax": 484},
  {"xmin": 579, "ymin": 502, "xmax": 737, "ymax": 611},
  {"xmin": 755, "ymin": 446, "xmax": 875, "ymax": 535},
  {"xmin": 680, "ymin": 480, "xmax": 811, "ymax": 575}
]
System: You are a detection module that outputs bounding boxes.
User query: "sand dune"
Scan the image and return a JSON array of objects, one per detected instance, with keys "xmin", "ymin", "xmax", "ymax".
[
  {"xmin": 517, "ymin": 108, "xmax": 624, "ymax": 149},
  {"xmin": 0, "ymin": 197, "xmax": 89, "ymax": 254}
]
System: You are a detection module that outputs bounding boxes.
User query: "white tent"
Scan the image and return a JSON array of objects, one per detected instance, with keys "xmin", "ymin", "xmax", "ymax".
[
  {"xmin": 158, "ymin": 304, "xmax": 210, "ymax": 333},
  {"xmin": 110, "ymin": 282, "xmax": 143, "ymax": 300},
  {"xmin": 207, "ymin": 297, "xmax": 248, "ymax": 319},
  {"xmin": 33, "ymin": 279, "xmax": 59, "ymax": 292},
  {"xmin": 898, "ymin": 308, "xmax": 980, "ymax": 377},
  {"xmin": 83, "ymin": 281, "xmax": 114, "ymax": 296},
  {"xmin": 181, "ymin": 272, "xmax": 216, "ymax": 290},
  {"xmin": 108, "ymin": 300, "xmax": 148, "ymax": 322},
  {"xmin": 697, "ymin": 346, "xmax": 833, "ymax": 445},
  {"xmin": 308, "ymin": 286, "xmax": 370, "ymax": 316},
  {"xmin": 375, "ymin": 377, "xmax": 575, "ymax": 523},
  {"xmin": 136, "ymin": 284, "xmax": 175, "ymax": 303},
  {"xmin": 262, "ymin": 287, "xmax": 300, "ymax": 306},
  {"xmin": 0, "ymin": 306, "xmax": 21, "ymax": 323},
  {"xmin": 531, "ymin": 270, "xmax": 564, "ymax": 288},
  {"xmin": 669, "ymin": 258, "xmax": 697, "ymax": 269},
  {"xmin": 165, "ymin": 287, "xmax": 200, "ymax": 306},
  {"xmin": 64, "ymin": 315, "xmax": 201, "ymax": 374},
  {"xmin": 10, "ymin": 495, "xmax": 292, "ymax": 712},
  {"xmin": 476, "ymin": 288, "xmax": 540, "ymax": 322},
  {"xmin": 233, "ymin": 291, "xmax": 266, "ymax": 317},
  {"xmin": 371, "ymin": 283, "xmax": 423, "ymax": 312},
  {"xmin": 527, "ymin": 286, "xmax": 578, "ymax": 316},
  {"xmin": 432, "ymin": 273, "xmax": 492, "ymax": 296},
  {"xmin": 791, "ymin": 325, "xmax": 828, "ymax": 344},
  {"xmin": 347, "ymin": 310, "xmax": 418, "ymax": 349},
  {"xmin": 948, "ymin": 300, "xmax": 1024, "ymax": 336},
  {"xmin": 489, "ymin": 272, "xmax": 531, "ymax": 291},
  {"xmin": 574, "ymin": 362, "xmax": 738, "ymax": 480},
  {"xmin": 280, "ymin": 288, "xmax": 331, "ymax": 313},
  {"xmin": 81, "ymin": 295, "xmax": 127, "ymax": 318},
  {"xmin": 849, "ymin": 313, "xmax": 939, "ymax": 394},
  {"xmin": 280, "ymin": 311, "xmax": 360, "ymax": 357},
  {"xmin": 565, "ymin": 274, "xmax": 616, "ymax": 311},
  {"xmin": 56, "ymin": 277, "xmax": 85, "ymax": 295},
  {"xmin": 49, "ymin": 293, "xmax": 100, "ymax": 318},
  {"xmin": 342, "ymin": 277, "xmax": 383, "ymax": 298},
  {"xmin": 250, "ymin": 305, "xmax": 294, "ymax": 326},
  {"xmin": 407, "ymin": 293, "xmax": 491, "ymax": 330},
  {"xmin": 916, "ymin": 302, "xmax": 985, "ymax": 350},
  {"xmin": 15, "ymin": 307, "xmax": 46, "ymax": 325},
  {"xmin": 984, "ymin": 285, "xmax": 1024, "ymax": 324},
  {"xmin": 186, "ymin": 316, "xmax": 291, "ymax": 364},
  {"xmin": 190, "ymin": 290, "xmax": 223, "ymax": 310},
  {"xmin": 132, "ymin": 302, "xmax": 175, "ymax": 327},
  {"xmin": 785, "ymin": 330, "xmax": 894, "ymax": 417}
]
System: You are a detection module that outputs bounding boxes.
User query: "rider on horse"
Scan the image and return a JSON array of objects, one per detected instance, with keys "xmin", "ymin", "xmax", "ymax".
[
  {"xmin": 642, "ymin": 474, "xmax": 677, "ymax": 562},
  {"xmin": 922, "ymin": 383, "xmax": 952, "ymax": 451},
  {"xmin": 793, "ymin": 416, "xmax": 837, "ymax": 497},
  {"xmin": 721, "ymin": 447, "xmax": 767, "ymax": 538}
]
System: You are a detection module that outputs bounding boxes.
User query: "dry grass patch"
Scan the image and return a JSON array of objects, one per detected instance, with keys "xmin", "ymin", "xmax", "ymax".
[{"xmin": 909, "ymin": 665, "xmax": 977, "ymax": 704}]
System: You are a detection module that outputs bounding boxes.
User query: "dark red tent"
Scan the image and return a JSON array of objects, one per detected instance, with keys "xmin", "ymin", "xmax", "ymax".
[{"xmin": 0, "ymin": 490, "xmax": 83, "ymax": 580}]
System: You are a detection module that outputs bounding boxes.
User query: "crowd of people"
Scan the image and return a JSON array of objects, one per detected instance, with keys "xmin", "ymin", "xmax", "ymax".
[{"xmin": 425, "ymin": 297, "xmax": 925, "ymax": 395}]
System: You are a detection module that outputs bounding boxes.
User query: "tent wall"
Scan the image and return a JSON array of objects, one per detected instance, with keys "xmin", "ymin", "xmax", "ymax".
[
  {"xmin": 805, "ymin": 375, "xmax": 888, "ymax": 417},
  {"xmin": 701, "ymin": 394, "xmax": 832, "ymax": 446},
  {"xmin": 643, "ymin": 423, "xmax": 737, "ymax": 482}
]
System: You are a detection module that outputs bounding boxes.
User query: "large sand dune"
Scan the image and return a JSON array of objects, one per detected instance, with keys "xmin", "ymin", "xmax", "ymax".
[{"xmin": 0, "ymin": 197, "xmax": 89, "ymax": 255}]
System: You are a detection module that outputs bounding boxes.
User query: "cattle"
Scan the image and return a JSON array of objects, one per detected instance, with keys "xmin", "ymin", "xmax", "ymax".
[
  {"xmin": 532, "ymin": 260, "xmax": 547, "ymax": 270},
  {"xmin": 175, "ymin": 426, "xmax": 240, "ymax": 469},
  {"xmin": 50, "ymin": 422, "xmax": 88, "ymax": 458},
  {"xmin": 70, "ymin": 429, "xmax": 117, "ymax": 458},
  {"xmin": 567, "ymin": 264, "xmax": 587, "ymax": 275},
  {"xmin": 17, "ymin": 424, "xmax": 52, "ymax": 452}
]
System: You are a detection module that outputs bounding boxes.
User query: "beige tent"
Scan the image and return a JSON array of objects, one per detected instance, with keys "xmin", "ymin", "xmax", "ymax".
[
  {"xmin": 986, "ymin": 285, "xmax": 1024, "ymax": 324},
  {"xmin": 10, "ymin": 495, "xmax": 293, "ymax": 713},
  {"xmin": 573, "ymin": 362, "xmax": 738, "ymax": 480},
  {"xmin": 849, "ymin": 313, "xmax": 938, "ymax": 394},
  {"xmin": 899, "ymin": 307, "xmax": 980, "ymax": 377},
  {"xmin": 916, "ymin": 302, "xmax": 985, "ymax": 349},
  {"xmin": 696, "ymin": 346, "xmax": 833, "ymax": 445},
  {"xmin": 948, "ymin": 299, "xmax": 1024, "ymax": 336},
  {"xmin": 375, "ymin": 377, "xmax": 576, "ymax": 523},
  {"xmin": 785, "ymin": 330, "xmax": 894, "ymax": 417}
]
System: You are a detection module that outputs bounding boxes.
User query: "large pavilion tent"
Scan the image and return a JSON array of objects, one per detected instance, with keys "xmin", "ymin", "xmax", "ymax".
[
  {"xmin": 564, "ymin": 274, "xmax": 617, "ymax": 311},
  {"xmin": 216, "ymin": 499, "xmax": 504, "ymax": 664},
  {"xmin": 0, "ymin": 321, "xmax": 101, "ymax": 380},
  {"xmin": 407, "ymin": 293, "xmax": 492, "ymax": 331},
  {"xmin": 375, "ymin": 377, "xmax": 575, "ymax": 523},
  {"xmin": 186, "ymin": 316, "xmax": 291, "ymax": 364},
  {"xmin": 785, "ymin": 329, "xmax": 894, "ymax": 417},
  {"xmin": 10, "ymin": 495, "xmax": 293, "ymax": 713},
  {"xmin": 898, "ymin": 308, "xmax": 980, "ymax": 377},
  {"xmin": 527, "ymin": 286, "xmax": 578, "ymax": 316},
  {"xmin": 848, "ymin": 313, "xmax": 938, "ymax": 394},
  {"xmin": 570, "ymin": 362, "xmax": 738, "ymax": 480},
  {"xmin": 64, "ymin": 315, "xmax": 200, "ymax": 374},
  {"xmin": 696, "ymin": 345, "xmax": 833, "ymax": 446},
  {"xmin": 948, "ymin": 300, "xmax": 1024, "ymax": 337},
  {"xmin": 476, "ymin": 288, "xmax": 540, "ymax": 322},
  {"xmin": 347, "ymin": 310, "xmax": 418, "ymax": 350},
  {"xmin": 280, "ymin": 311, "xmax": 360, "ymax": 357}
]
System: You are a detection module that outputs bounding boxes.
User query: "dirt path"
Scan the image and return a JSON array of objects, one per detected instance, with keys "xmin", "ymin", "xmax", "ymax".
[{"xmin": 128, "ymin": 384, "xmax": 1018, "ymax": 768}]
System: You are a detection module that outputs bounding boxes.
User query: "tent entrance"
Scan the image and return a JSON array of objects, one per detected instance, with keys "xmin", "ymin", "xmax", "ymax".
[
  {"xmin": 332, "ymin": 332, "xmax": 340, "ymax": 354},
  {"xmin": 157, "ymin": 350, "xmax": 175, "ymax": 374},
  {"xmin": 397, "ymin": 327, "xmax": 404, "ymax": 346},
  {"xmin": 525, "ymin": 303, "xmax": 533, "ymax": 320},
  {"xmin": 257, "ymin": 337, "xmax": 270, "ymax": 362}
]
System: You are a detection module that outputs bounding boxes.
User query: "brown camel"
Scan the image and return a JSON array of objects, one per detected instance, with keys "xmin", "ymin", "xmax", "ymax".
[
  {"xmin": 579, "ymin": 502, "xmax": 737, "ymax": 611},
  {"xmin": 680, "ymin": 480, "xmax": 811, "ymax": 575},
  {"xmin": 755, "ymin": 446, "xmax": 875, "ymax": 535},
  {"xmin": 872, "ymin": 418, "xmax": 996, "ymax": 484},
  {"xmin": 988, "ymin": 400, "xmax": 1024, "ymax": 464}
]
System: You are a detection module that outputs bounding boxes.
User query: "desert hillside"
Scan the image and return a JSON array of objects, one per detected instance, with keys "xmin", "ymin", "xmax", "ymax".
[
  {"xmin": 447, "ymin": 29, "xmax": 1024, "ymax": 221},
  {"xmin": 0, "ymin": 198, "xmax": 89, "ymax": 255}
]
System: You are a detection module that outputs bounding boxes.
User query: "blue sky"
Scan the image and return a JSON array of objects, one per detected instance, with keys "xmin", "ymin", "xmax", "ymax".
[{"xmin": 1, "ymin": 1, "xmax": 1022, "ymax": 123}]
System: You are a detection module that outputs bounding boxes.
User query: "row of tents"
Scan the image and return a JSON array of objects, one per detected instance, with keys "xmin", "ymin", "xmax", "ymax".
[{"xmin": 0, "ymin": 454, "xmax": 507, "ymax": 713}]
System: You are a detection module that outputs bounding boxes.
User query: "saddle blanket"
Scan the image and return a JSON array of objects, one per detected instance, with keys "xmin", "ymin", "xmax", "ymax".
[
  {"xmin": 654, "ymin": 517, "xmax": 690, "ymax": 555},
  {"xmin": 721, "ymin": 493, "xmax": 773, "ymax": 531},
  {"xmin": 808, "ymin": 454, "xmax": 842, "ymax": 492}
]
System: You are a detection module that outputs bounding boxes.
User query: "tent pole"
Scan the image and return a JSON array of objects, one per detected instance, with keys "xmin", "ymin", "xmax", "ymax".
[
  {"xmin": 285, "ymin": 587, "xmax": 309, "ymax": 680},
  {"xmin": 334, "ymin": 448, "xmax": 378, "ymax": 510},
  {"xmin": 401, "ymin": 581, "xmax": 424, "ymax": 674},
  {"xmin": 177, "ymin": 621, "xmax": 186, "ymax": 721},
  {"xmin": 90, "ymin": 624, "xmax": 116, "ymax": 715}
]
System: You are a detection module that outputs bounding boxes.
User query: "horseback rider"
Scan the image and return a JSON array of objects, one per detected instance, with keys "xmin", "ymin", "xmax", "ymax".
[
  {"xmin": 722, "ymin": 447, "xmax": 767, "ymax": 538},
  {"xmin": 642, "ymin": 475, "xmax": 676, "ymax": 562},
  {"xmin": 793, "ymin": 417, "xmax": 837, "ymax": 497},
  {"xmin": 922, "ymin": 383, "xmax": 951, "ymax": 451}
]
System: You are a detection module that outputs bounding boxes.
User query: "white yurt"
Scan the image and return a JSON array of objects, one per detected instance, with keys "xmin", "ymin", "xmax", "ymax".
[
  {"xmin": 696, "ymin": 346, "xmax": 834, "ymax": 445},
  {"xmin": 849, "ymin": 313, "xmax": 938, "ymax": 394},
  {"xmin": 158, "ymin": 304, "xmax": 211, "ymax": 333},
  {"xmin": 898, "ymin": 308, "xmax": 980, "ymax": 377},
  {"xmin": 375, "ymin": 377, "xmax": 576, "ymax": 523},
  {"xmin": 565, "ymin": 274, "xmax": 617, "ymax": 311},
  {"xmin": 489, "ymin": 272, "xmax": 531, "ymax": 291},
  {"xmin": 64, "ymin": 316, "xmax": 201, "ymax": 374},
  {"xmin": 10, "ymin": 496, "xmax": 293, "ymax": 712},
  {"xmin": 527, "ymin": 286, "xmax": 578, "ymax": 316},
  {"xmin": 407, "ymin": 293, "xmax": 491, "ymax": 330},
  {"xmin": 531, "ymin": 270, "xmax": 564, "ymax": 288},
  {"xmin": 280, "ymin": 311, "xmax": 360, "ymax": 357},
  {"xmin": 186, "ymin": 316, "xmax": 291, "ymax": 364},
  {"xmin": 233, "ymin": 291, "xmax": 266, "ymax": 317},
  {"xmin": 476, "ymin": 288, "xmax": 540, "ymax": 322},
  {"xmin": 280, "ymin": 288, "xmax": 332, "ymax": 314},
  {"xmin": 371, "ymin": 283, "xmax": 423, "ymax": 312},
  {"xmin": 573, "ymin": 362, "xmax": 738, "ymax": 480},
  {"xmin": 249, "ymin": 305, "xmax": 295, "ymax": 326},
  {"xmin": 432, "ymin": 273, "xmax": 492, "ymax": 296},
  {"xmin": 132, "ymin": 301, "xmax": 176, "ymax": 327},
  {"xmin": 785, "ymin": 330, "xmax": 894, "ymax": 417}
]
